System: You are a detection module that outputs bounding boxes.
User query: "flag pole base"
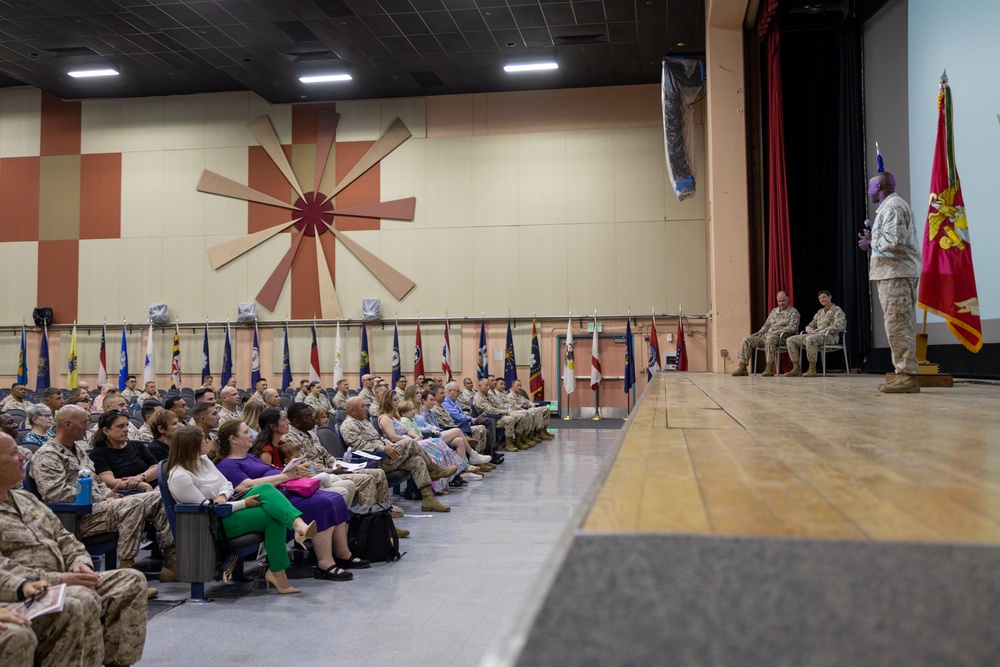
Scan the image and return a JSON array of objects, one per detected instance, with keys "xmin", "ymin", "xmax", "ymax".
[
  {"xmin": 592, "ymin": 412, "xmax": 602, "ymax": 421},
  {"xmin": 562, "ymin": 414, "xmax": 572, "ymax": 420}
]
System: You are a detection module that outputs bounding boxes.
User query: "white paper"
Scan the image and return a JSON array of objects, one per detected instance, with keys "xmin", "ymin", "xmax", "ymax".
[
  {"xmin": 352, "ymin": 450, "xmax": 381, "ymax": 461},
  {"xmin": 334, "ymin": 461, "xmax": 368, "ymax": 473},
  {"xmin": 15, "ymin": 584, "xmax": 67, "ymax": 620},
  {"xmin": 282, "ymin": 457, "xmax": 304, "ymax": 473}
]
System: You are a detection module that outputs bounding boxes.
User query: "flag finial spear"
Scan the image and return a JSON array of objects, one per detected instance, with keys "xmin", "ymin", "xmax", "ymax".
[{"xmin": 941, "ymin": 69, "xmax": 948, "ymax": 84}]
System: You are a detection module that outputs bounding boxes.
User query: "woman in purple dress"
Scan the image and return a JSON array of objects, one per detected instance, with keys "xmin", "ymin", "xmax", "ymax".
[{"xmin": 212, "ymin": 420, "xmax": 369, "ymax": 581}]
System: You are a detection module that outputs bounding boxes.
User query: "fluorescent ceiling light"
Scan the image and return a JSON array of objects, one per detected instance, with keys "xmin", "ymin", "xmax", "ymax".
[
  {"xmin": 503, "ymin": 62, "xmax": 558, "ymax": 73},
  {"xmin": 67, "ymin": 68, "xmax": 118, "ymax": 78},
  {"xmin": 299, "ymin": 73, "xmax": 352, "ymax": 83}
]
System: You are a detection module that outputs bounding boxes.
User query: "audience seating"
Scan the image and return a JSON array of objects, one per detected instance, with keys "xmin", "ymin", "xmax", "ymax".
[
  {"xmin": 318, "ymin": 426, "xmax": 411, "ymax": 496},
  {"xmin": 752, "ymin": 332, "xmax": 791, "ymax": 375}
]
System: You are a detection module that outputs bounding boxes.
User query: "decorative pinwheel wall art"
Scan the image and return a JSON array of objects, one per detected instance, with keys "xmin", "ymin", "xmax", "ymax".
[{"xmin": 196, "ymin": 111, "xmax": 417, "ymax": 318}]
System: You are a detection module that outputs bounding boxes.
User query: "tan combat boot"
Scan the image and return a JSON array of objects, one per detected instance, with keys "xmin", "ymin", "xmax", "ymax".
[
  {"xmin": 159, "ymin": 546, "xmax": 177, "ymax": 583},
  {"xmin": 426, "ymin": 463, "xmax": 459, "ymax": 481},
  {"xmin": 785, "ymin": 362, "xmax": 802, "ymax": 377},
  {"xmin": 879, "ymin": 373, "xmax": 920, "ymax": 393},
  {"xmin": 802, "ymin": 366, "xmax": 818, "ymax": 378},
  {"xmin": 732, "ymin": 363, "xmax": 749, "ymax": 377},
  {"xmin": 420, "ymin": 486, "xmax": 450, "ymax": 512},
  {"xmin": 761, "ymin": 362, "xmax": 775, "ymax": 377},
  {"xmin": 504, "ymin": 436, "xmax": 518, "ymax": 452}
]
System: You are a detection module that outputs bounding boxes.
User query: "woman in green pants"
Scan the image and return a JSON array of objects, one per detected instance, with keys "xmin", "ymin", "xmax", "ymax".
[{"xmin": 165, "ymin": 427, "xmax": 317, "ymax": 594}]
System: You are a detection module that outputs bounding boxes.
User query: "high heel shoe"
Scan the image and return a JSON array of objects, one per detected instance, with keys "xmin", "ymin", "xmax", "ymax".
[
  {"xmin": 294, "ymin": 520, "xmax": 318, "ymax": 549},
  {"xmin": 264, "ymin": 570, "xmax": 300, "ymax": 594}
]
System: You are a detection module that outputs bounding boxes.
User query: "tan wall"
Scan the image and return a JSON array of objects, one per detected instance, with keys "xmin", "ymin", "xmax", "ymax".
[{"xmin": 0, "ymin": 82, "xmax": 712, "ymax": 387}]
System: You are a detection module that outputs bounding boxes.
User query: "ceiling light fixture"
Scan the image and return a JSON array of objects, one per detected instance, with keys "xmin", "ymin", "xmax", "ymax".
[
  {"xmin": 503, "ymin": 62, "xmax": 558, "ymax": 73},
  {"xmin": 67, "ymin": 68, "xmax": 118, "ymax": 78},
  {"xmin": 299, "ymin": 73, "xmax": 352, "ymax": 83}
]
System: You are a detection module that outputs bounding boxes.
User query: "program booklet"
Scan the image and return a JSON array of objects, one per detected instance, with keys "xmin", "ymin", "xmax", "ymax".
[{"xmin": 14, "ymin": 583, "xmax": 67, "ymax": 620}]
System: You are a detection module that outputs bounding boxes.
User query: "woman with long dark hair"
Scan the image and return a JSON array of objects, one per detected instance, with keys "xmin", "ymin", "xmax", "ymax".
[{"xmin": 89, "ymin": 411, "xmax": 158, "ymax": 492}]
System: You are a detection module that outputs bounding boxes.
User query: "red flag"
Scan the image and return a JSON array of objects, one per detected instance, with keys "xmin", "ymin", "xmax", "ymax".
[
  {"xmin": 441, "ymin": 319, "xmax": 453, "ymax": 382},
  {"xmin": 676, "ymin": 316, "xmax": 688, "ymax": 371},
  {"xmin": 917, "ymin": 75, "xmax": 982, "ymax": 353},
  {"xmin": 413, "ymin": 321, "xmax": 425, "ymax": 377},
  {"xmin": 529, "ymin": 319, "xmax": 543, "ymax": 400}
]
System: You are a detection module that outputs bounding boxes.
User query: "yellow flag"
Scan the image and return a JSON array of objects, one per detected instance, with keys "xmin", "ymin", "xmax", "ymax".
[{"xmin": 68, "ymin": 324, "xmax": 79, "ymax": 388}]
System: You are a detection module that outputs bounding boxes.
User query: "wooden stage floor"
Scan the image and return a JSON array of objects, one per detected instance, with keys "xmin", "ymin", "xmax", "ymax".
[{"xmin": 584, "ymin": 372, "xmax": 1000, "ymax": 543}]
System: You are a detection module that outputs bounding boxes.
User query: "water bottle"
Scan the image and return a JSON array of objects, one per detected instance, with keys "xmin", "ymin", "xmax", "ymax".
[
  {"xmin": 343, "ymin": 447, "xmax": 352, "ymax": 463},
  {"xmin": 75, "ymin": 469, "xmax": 92, "ymax": 509}
]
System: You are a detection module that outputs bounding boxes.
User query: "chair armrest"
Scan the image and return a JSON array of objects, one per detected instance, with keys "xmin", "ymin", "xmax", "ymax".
[
  {"xmin": 48, "ymin": 502, "xmax": 92, "ymax": 516},
  {"xmin": 172, "ymin": 503, "xmax": 234, "ymax": 518}
]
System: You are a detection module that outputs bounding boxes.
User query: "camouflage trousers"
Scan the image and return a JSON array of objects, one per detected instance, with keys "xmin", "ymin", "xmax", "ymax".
[
  {"xmin": 378, "ymin": 438, "xmax": 434, "ymax": 489},
  {"xmin": 786, "ymin": 332, "xmax": 837, "ymax": 365},
  {"xmin": 80, "ymin": 491, "xmax": 174, "ymax": 562},
  {"xmin": 738, "ymin": 333, "xmax": 785, "ymax": 365},
  {"xmin": 0, "ymin": 569, "xmax": 147, "ymax": 667},
  {"xmin": 340, "ymin": 468, "xmax": 389, "ymax": 506},
  {"xmin": 877, "ymin": 277, "xmax": 919, "ymax": 375}
]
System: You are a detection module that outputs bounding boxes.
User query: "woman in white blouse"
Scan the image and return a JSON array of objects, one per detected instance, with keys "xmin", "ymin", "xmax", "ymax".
[{"xmin": 165, "ymin": 426, "xmax": 317, "ymax": 594}]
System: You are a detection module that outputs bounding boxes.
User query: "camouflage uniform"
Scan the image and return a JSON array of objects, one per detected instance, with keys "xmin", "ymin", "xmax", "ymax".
[
  {"xmin": 870, "ymin": 192, "xmax": 921, "ymax": 375},
  {"xmin": 0, "ymin": 491, "xmax": 148, "ymax": 667},
  {"xmin": 30, "ymin": 439, "xmax": 174, "ymax": 563},
  {"xmin": 217, "ymin": 407, "xmax": 240, "ymax": 424},
  {"xmin": 0, "ymin": 397, "xmax": 31, "ymax": 413},
  {"xmin": 294, "ymin": 390, "xmax": 309, "ymax": 404},
  {"xmin": 120, "ymin": 388, "xmax": 142, "ymax": 405},
  {"xmin": 458, "ymin": 389, "xmax": 475, "ymax": 412},
  {"xmin": 737, "ymin": 305, "xmax": 800, "ymax": 365},
  {"xmin": 330, "ymin": 392, "xmax": 349, "ymax": 411},
  {"xmin": 430, "ymin": 404, "xmax": 487, "ymax": 446},
  {"xmin": 135, "ymin": 424, "xmax": 154, "ymax": 443},
  {"xmin": 134, "ymin": 392, "xmax": 158, "ymax": 405},
  {"xmin": 357, "ymin": 387, "xmax": 375, "ymax": 409},
  {"xmin": 340, "ymin": 416, "xmax": 434, "ymax": 489},
  {"xmin": 786, "ymin": 305, "xmax": 847, "ymax": 364},
  {"xmin": 303, "ymin": 393, "xmax": 332, "ymax": 412},
  {"xmin": 283, "ymin": 425, "xmax": 391, "ymax": 506},
  {"xmin": 508, "ymin": 390, "xmax": 550, "ymax": 430},
  {"xmin": 474, "ymin": 392, "xmax": 526, "ymax": 439}
]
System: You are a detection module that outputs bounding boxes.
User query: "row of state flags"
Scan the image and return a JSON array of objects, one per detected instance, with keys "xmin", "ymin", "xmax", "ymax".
[{"xmin": 16, "ymin": 315, "xmax": 688, "ymax": 401}]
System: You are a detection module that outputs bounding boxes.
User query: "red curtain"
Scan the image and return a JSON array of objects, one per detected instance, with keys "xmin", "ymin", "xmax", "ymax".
[{"xmin": 760, "ymin": 0, "xmax": 794, "ymax": 312}]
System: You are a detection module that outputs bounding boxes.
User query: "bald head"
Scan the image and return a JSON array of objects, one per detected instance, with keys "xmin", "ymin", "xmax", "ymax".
[
  {"xmin": 868, "ymin": 171, "xmax": 896, "ymax": 203},
  {"xmin": 345, "ymin": 396, "xmax": 365, "ymax": 419}
]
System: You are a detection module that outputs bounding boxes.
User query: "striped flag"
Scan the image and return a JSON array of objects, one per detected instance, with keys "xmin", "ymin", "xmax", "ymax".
[
  {"xmin": 589, "ymin": 317, "xmax": 602, "ymax": 390},
  {"xmin": 97, "ymin": 324, "xmax": 107, "ymax": 387},
  {"xmin": 442, "ymin": 319, "xmax": 453, "ymax": 382},
  {"xmin": 413, "ymin": 321, "xmax": 425, "ymax": 378},
  {"xmin": 143, "ymin": 323, "xmax": 155, "ymax": 384},
  {"xmin": 118, "ymin": 323, "xmax": 129, "ymax": 390},
  {"xmin": 17, "ymin": 324, "xmax": 28, "ymax": 386},
  {"xmin": 68, "ymin": 324, "xmax": 79, "ymax": 388},
  {"xmin": 529, "ymin": 319, "xmax": 543, "ymax": 400},
  {"xmin": 391, "ymin": 320, "xmax": 401, "ymax": 387},
  {"xmin": 309, "ymin": 320, "xmax": 321, "ymax": 383},
  {"xmin": 675, "ymin": 316, "xmax": 688, "ymax": 371},
  {"xmin": 170, "ymin": 324, "xmax": 182, "ymax": 389},
  {"xmin": 36, "ymin": 325, "xmax": 50, "ymax": 392}
]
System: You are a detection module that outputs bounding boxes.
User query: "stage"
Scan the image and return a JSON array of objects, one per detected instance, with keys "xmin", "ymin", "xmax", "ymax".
[{"xmin": 501, "ymin": 372, "xmax": 1000, "ymax": 666}]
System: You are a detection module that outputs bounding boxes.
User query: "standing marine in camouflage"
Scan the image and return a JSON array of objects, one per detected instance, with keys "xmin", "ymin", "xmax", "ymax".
[
  {"xmin": 785, "ymin": 290, "xmax": 847, "ymax": 377},
  {"xmin": 866, "ymin": 169, "xmax": 921, "ymax": 393},
  {"xmin": 732, "ymin": 291, "xmax": 800, "ymax": 377},
  {"xmin": 0, "ymin": 432, "xmax": 148, "ymax": 667}
]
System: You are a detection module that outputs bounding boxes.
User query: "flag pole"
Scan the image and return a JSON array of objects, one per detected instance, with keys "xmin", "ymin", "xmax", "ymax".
[
  {"xmin": 563, "ymin": 309, "xmax": 572, "ymax": 420},
  {"xmin": 625, "ymin": 308, "xmax": 631, "ymax": 420}
]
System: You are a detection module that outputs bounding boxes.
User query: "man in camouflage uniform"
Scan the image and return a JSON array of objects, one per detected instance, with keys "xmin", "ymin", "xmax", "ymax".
[
  {"xmin": 293, "ymin": 379, "xmax": 311, "ymax": 404},
  {"xmin": 0, "ymin": 432, "xmax": 148, "ymax": 666},
  {"xmin": 785, "ymin": 291, "xmax": 848, "ymax": 377},
  {"xmin": 0, "ymin": 383, "xmax": 31, "ymax": 413},
  {"xmin": 217, "ymin": 386, "xmax": 241, "ymax": 424},
  {"xmin": 120, "ymin": 376, "xmax": 141, "ymax": 405},
  {"xmin": 368, "ymin": 383, "xmax": 388, "ymax": 419},
  {"xmin": 867, "ymin": 170, "xmax": 921, "ymax": 393},
  {"xmin": 341, "ymin": 398, "xmax": 455, "ymax": 513},
  {"xmin": 474, "ymin": 378, "xmax": 532, "ymax": 451},
  {"xmin": 357, "ymin": 375, "xmax": 375, "ymax": 409},
  {"xmin": 283, "ymin": 403, "xmax": 358, "ymax": 505},
  {"xmin": 458, "ymin": 378, "xmax": 476, "ymax": 412},
  {"xmin": 330, "ymin": 379, "xmax": 351, "ymax": 411},
  {"xmin": 493, "ymin": 377, "xmax": 546, "ymax": 442},
  {"xmin": 732, "ymin": 291, "xmax": 800, "ymax": 377},
  {"xmin": 135, "ymin": 382, "xmax": 158, "ymax": 406},
  {"xmin": 508, "ymin": 379, "xmax": 553, "ymax": 440},
  {"xmin": 30, "ymin": 405, "xmax": 176, "ymax": 579},
  {"xmin": 134, "ymin": 401, "xmax": 162, "ymax": 443}
]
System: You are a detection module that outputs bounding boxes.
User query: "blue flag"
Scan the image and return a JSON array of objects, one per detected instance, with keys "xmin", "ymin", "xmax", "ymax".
[
  {"xmin": 282, "ymin": 323, "xmax": 293, "ymax": 391},
  {"xmin": 624, "ymin": 317, "xmax": 636, "ymax": 395},
  {"xmin": 477, "ymin": 319, "xmax": 488, "ymax": 380},
  {"xmin": 250, "ymin": 322, "xmax": 261, "ymax": 386},
  {"xmin": 16, "ymin": 324, "xmax": 27, "ymax": 385},
  {"xmin": 391, "ymin": 321, "xmax": 401, "ymax": 388},
  {"xmin": 221, "ymin": 323, "xmax": 232, "ymax": 387},
  {"xmin": 36, "ymin": 326, "xmax": 50, "ymax": 392},
  {"xmin": 201, "ymin": 324, "xmax": 211, "ymax": 383},
  {"xmin": 359, "ymin": 324, "xmax": 371, "ymax": 376},
  {"xmin": 118, "ymin": 323, "xmax": 129, "ymax": 390},
  {"xmin": 503, "ymin": 319, "xmax": 517, "ymax": 386}
]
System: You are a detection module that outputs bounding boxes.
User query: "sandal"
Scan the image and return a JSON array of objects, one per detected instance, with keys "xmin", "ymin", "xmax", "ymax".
[
  {"xmin": 334, "ymin": 554, "xmax": 371, "ymax": 570},
  {"xmin": 313, "ymin": 564, "xmax": 353, "ymax": 581}
]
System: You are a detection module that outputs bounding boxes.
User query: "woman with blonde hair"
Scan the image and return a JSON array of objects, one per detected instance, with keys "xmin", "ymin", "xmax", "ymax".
[
  {"xmin": 377, "ymin": 391, "xmax": 466, "ymax": 493},
  {"xmin": 240, "ymin": 399, "xmax": 265, "ymax": 438}
]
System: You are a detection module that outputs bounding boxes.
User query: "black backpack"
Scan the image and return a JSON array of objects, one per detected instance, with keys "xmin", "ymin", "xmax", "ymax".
[{"xmin": 347, "ymin": 503, "xmax": 405, "ymax": 563}]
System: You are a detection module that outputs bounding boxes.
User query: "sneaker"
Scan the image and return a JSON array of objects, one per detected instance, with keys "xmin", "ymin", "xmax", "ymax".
[
  {"xmin": 469, "ymin": 452, "xmax": 492, "ymax": 465},
  {"xmin": 463, "ymin": 472, "xmax": 483, "ymax": 481}
]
